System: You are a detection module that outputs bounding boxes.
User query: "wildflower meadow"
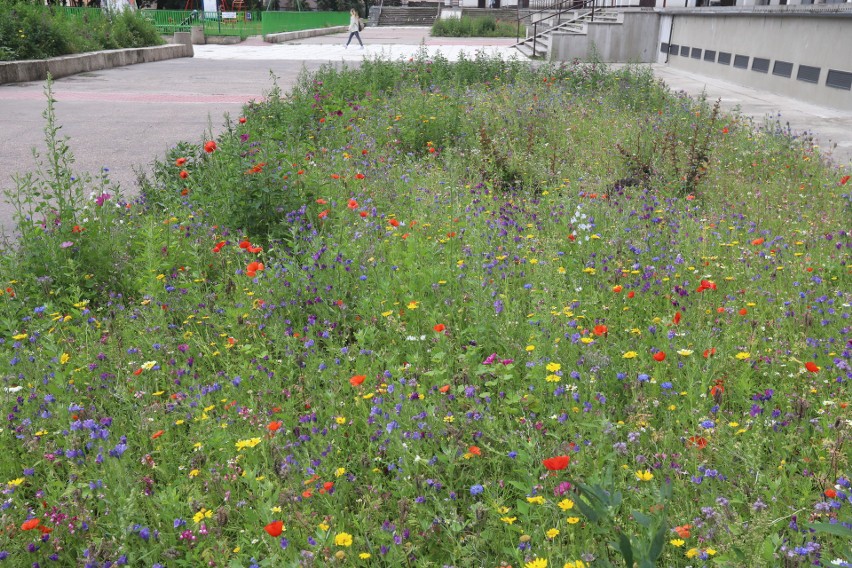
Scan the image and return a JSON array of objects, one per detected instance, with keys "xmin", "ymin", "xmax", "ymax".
[{"xmin": 0, "ymin": 53, "xmax": 850, "ymax": 568}]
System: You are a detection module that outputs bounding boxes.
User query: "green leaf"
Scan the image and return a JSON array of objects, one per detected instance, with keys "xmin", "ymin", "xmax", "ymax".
[
  {"xmin": 807, "ymin": 521, "xmax": 852, "ymax": 538},
  {"xmin": 573, "ymin": 496, "xmax": 600, "ymax": 523},
  {"xmin": 632, "ymin": 510, "xmax": 651, "ymax": 528},
  {"xmin": 649, "ymin": 523, "xmax": 666, "ymax": 561},
  {"xmin": 617, "ymin": 533, "xmax": 634, "ymax": 568}
]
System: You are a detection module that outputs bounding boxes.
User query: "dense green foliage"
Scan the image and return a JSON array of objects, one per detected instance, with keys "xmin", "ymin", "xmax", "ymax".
[
  {"xmin": 0, "ymin": 55, "xmax": 850, "ymax": 567},
  {"xmin": 0, "ymin": 2, "xmax": 163, "ymax": 61},
  {"xmin": 431, "ymin": 15, "xmax": 518, "ymax": 37}
]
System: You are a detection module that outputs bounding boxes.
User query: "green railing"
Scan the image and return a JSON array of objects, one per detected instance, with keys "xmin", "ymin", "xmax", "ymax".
[
  {"xmin": 53, "ymin": 6, "xmax": 107, "ymax": 23},
  {"xmin": 261, "ymin": 11, "xmax": 349, "ymax": 35},
  {"xmin": 140, "ymin": 9, "xmax": 199, "ymax": 34}
]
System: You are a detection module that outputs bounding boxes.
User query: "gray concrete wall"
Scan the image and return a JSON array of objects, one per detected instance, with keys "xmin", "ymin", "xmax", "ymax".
[
  {"xmin": 550, "ymin": 11, "xmax": 660, "ymax": 62},
  {"xmin": 663, "ymin": 12, "xmax": 852, "ymax": 109},
  {"xmin": 0, "ymin": 44, "xmax": 193, "ymax": 85}
]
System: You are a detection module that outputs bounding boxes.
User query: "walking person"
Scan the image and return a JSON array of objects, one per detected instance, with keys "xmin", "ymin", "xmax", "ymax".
[{"xmin": 345, "ymin": 8, "xmax": 364, "ymax": 49}]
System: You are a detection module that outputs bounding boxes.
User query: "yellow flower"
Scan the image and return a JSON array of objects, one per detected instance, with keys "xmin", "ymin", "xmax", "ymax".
[
  {"xmin": 545, "ymin": 374, "xmax": 561, "ymax": 383},
  {"xmin": 685, "ymin": 548, "xmax": 699, "ymax": 559},
  {"xmin": 6, "ymin": 478, "xmax": 24, "ymax": 487},
  {"xmin": 677, "ymin": 349, "xmax": 693, "ymax": 356},
  {"xmin": 623, "ymin": 351, "xmax": 638, "ymax": 359},
  {"xmin": 407, "ymin": 301, "xmax": 419, "ymax": 310},
  {"xmin": 526, "ymin": 495, "xmax": 545, "ymax": 505},
  {"xmin": 546, "ymin": 362, "xmax": 561, "ymax": 372},
  {"xmin": 735, "ymin": 352, "xmax": 751, "ymax": 360},
  {"xmin": 189, "ymin": 469, "xmax": 199, "ymax": 477},
  {"xmin": 526, "ymin": 345, "xmax": 536, "ymax": 352},
  {"xmin": 334, "ymin": 532, "xmax": 353, "ymax": 547},
  {"xmin": 335, "ymin": 416, "xmax": 346, "ymax": 425},
  {"xmin": 705, "ymin": 548, "xmax": 717, "ymax": 555},
  {"xmin": 558, "ymin": 266, "xmax": 567, "ymax": 274},
  {"xmin": 525, "ymin": 559, "xmax": 547, "ymax": 568},
  {"xmin": 335, "ymin": 467, "xmax": 347, "ymax": 477},
  {"xmin": 500, "ymin": 516, "xmax": 517, "ymax": 524},
  {"xmin": 381, "ymin": 310, "xmax": 393, "ymax": 317},
  {"xmin": 564, "ymin": 562, "xmax": 586, "ymax": 568},
  {"xmin": 557, "ymin": 499, "xmax": 574, "ymax": 511},
  {"xmin": 235, "ymin": 437, "xmax": 262, "ymax": 450},
  {"xmin": 60, "ymin": 353, "xmax": 70, "ymax": 365},
  {"xmin": 359, "ymin": 553, "xmax": 371, "ymax": 559},
  {"xmin": 546, "ymin": 528, "xmax": 560, "ymax": 538},
  {"xmin": 635, "ymin": 470, "xmax": 654, "ymax": 481},
  {"xmin": 670, "ymin": 539, "xmax": 685, "ymax": 547},
  {"xmin": 566, "ymin": 517, "xmax": 580, "ymax": 524},
  {"xmin": 193, "ymin": 508, "xmax": 212, "ymax": 524},
  {"xmin": 318, "ymin": 522, "xmax": 330, "ymax": 531},
  {"xmin": 140, "ymin": 360, "xmax": 157, "ymax": 370},
  {"xmin": 271, "ymin": 506, "xmax": 282, "ymax": 513}
]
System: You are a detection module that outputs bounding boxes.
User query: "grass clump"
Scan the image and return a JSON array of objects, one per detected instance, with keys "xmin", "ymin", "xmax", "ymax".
[
  {"xmin": 0, "ymin": 1, "xmax": 163, "ymax": 61},
  {"xmin": 432, "ymin": 15, "xmax": 518, "ymax": 37},
  {"xmin": 0, "ymin": 54, "xmax": 850, "ymax": 567}
]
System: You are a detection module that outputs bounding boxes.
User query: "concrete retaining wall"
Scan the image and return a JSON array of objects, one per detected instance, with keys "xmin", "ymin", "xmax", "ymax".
[
  {"xmin": 550, "ymin": 11, "xmax": 659, "ymax": 63},
  {"xmin": 0, "ymin": 44, "xmax": 193, "ymax": 86},
  {"xmin": 662, "ymin": 11, "xmax": 852, "ymax": 109},
  {"xmin": 264, "ymin": 25, "xmax": 348, "ymax": 43}
]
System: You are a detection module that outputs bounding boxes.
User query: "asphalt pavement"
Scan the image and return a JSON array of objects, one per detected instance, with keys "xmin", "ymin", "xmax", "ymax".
[{"xmin": 1, "ymin": 26, "xmax": 849, "ymax": 237}]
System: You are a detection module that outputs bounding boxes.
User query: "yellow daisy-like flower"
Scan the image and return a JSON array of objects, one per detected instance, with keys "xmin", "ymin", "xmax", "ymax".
[
  {"xmin": 566, "ymin": 517, "xmax": 580, "ymax": 524},
  {"xmin": 334, "ymin": 532, "xmax": 353, "ymax": 547},
  {"xmin": 526, "ymin": 345, "xmax": 536, "ymax": 352},
  {"xmin": 558, "ymin": 266, "xmax": 567, "ymax": 274},
  {"xmin": 6, "ymin": 478, "xmax": 24, "ymax": 487},
  {"xmin": 193, "ymin": 508, "xmax": 212, "ymax": 524},
  {"xmin": 12, "ymin": 333, "xmax": 27, "ymax": 341},
  {"xmin": 557, "ymin": 499, "xmax": 574, "ymax": 511},
  {"xmin": 318, "ymin": 522, "xmax": 330, "ymax": 531},
  {"xmin": 735, "ymin": 352, "xmax": 751, "ymax": 360},
  {"xmin": 546, "ymin": 528, "xmax": 560, "ymax": 539},
  {"xmin": 580, "ymin": 337, "xmax": 594, "ymax": 344},
  {"xmin": 705, "ymin": 548, "xmax": 717, "ymax": 556},
  {"xmin": 381, "ymin": 310, "xmax": 393, "ymax": 317},
  {"xmin": 677, "ymin": 349, "xmax": 693, "ymax": 356},
  {"xmin": 359, "ymin": 553, "xmax": 371, "ymax": 559},
  {"xmin": 335, "ymin": 467, "xmax": 347, "ymax": 477},
  {"xmin": 670, "ymin": 539, "xmax": 685, "ymax": 547},
  {"xmin": 60, "ymin": 353, "xmax": 70, "ymax": 365},
  {"xmin": 545, "ymin": 374, "xmax": 561, "ymax": 383},
  {"xmin": 140, "ymin": 360, "xmax": 157, "ymax": 371},
  {"xmin": 235, "ymin": 437, "xmax": 262, "ymax": 451},
  {"xmin": 564, "ymin": 561, "xmax": 586, "ymax": 568},
  {"xmin": 546, "ymin": 362, "xmax": 561, "ymax": 372},
  {"xmin": 406, "ymin": 301, "xmax": 419, "ymax": 310},
  {"xmin": 685, "ymin": 548, "xmax": 699, "ymax": 559},
  {"xmin": 526, "ymin": 496, "xmax": 545, "ymax": 505},
  {"xmin": 622, "ymin": 351, "xmax": 638, "ymax": 359},
  {"xmin": 335, "ymin": 416, "xmax": 346, "ymax": 425},
  {"xmin": 188, "ymin": 469, "xmax": 199, "ymax": 478},
  {"xmin": 525, "ymin": 559, "xmax": 548, "ymax": 568},
  {"xmin": 635, "ymin": 470, "xmax": 654, "ymax": 481},
  {"xmin": 501, "ymin": 516, "xmax": 517, "ymax": 524}
]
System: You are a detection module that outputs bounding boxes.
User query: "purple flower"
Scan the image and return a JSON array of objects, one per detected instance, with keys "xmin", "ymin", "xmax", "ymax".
[{"xmin": 470, "ymin": 484, "xmax": 484, "ymax": 496}]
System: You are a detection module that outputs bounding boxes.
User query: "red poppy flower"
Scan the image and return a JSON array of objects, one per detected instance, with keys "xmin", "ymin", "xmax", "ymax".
[
  {"xmin": 330, "ymin": 173, "xmax": 339, "ymax": 179},
  {"xmin": 686, "ymin": 436, "xmax": 707, "ymax": 449},
  {"xmin": 805, "ymin": 361, "xmax": 820, "ymax": 373},
  {"xmin": 389, "ymin": 219, "xmax": 400, "ymax": 227},
  {"xmin": 175, "ymin": 157, "xmax": 187, "ymax": 166},
  {"xmin": 323, "ymin": 481, "xmax": 334, "ymax": 492},
  {"xmin": 179, "ymin": 170, "xmax": 188, "ymax": 179},
  {"xmin": 721, "ymin": 127, "xmax": 729, "ymax": 134},
  {"xmin": 316, "ymin": 198, "xmax": 327, "ymax": 205},
  {"xmin": 824, "ymin": 488, "xmax": 837, "ymax": 498},
  {"xmin": 468, "ymin": 446, "xmax": 481, "ymax": 456},
  {"xmin": 347, "ymin": 198, "xmax": 358, "ymax": 210},
  {"xmin": 653, "ymin": 351, "xmax": 666, "ymax": 362},
  {"xmin": 318, "ymin": 210, "xmax": 329, "ymax": 219},
  {"xmin": 349, "ymin": 374, "xmax": 366, "ymax": 387},
  {"xmin": 151, "ymin": 430, "xmax": 165, "ymax": 439},
  {"xmin": 542, "ymin": 455, "xmax": 570, "ymax": 471},
  {"xmin": 355, "ymin": 173, "xmax": 365, "ymax": 180},
  {"xmin": 264, "ymin": 520, "xmax": 284, "ymax": 537},
  {"xmin": 439, "ymin": 385, "xmax": 450, "ymax": 393},
  {"xmin": 433, "ymin": 324, "xmax": 446, "ymax": 333},
  {"xmin": 359, "ymin": 211, "xmax": 368, "ymax": 218},
  {"xmin": 673, "ymin": 524, "xmax": 691, "ymax": 538},
  {"xmin": 751, "ymin": 238, "xmax": 764, "ymax": 246},
  {"xmin": 21, "ymin": 518, "xmax": 40, "ymax": 531},
  {"xmin": 673, "ymin": 311, "xmax": 681, "ymax": 325},
  {"xmin": 840, "ymin": 175, "xmax": 850, "ymax": 186},
  {"xmin": 739, "ymin": 308, "xmax": 748, "ymax": 316},
  {"xmin": 239, "ymin": 117, "xmax": 247, "ymax": 124},
  {"xmin": 627, "ymin": 291, "xmax": 635, "ymax": 299},
  {"xmin": 612, "ymin": 285, "xmax": 623, "ymax": 293},
  {"xmin": 593, "ymin": 324, "xmax": 608, "ymax": 337},
  {"xmin": 710, "ymin": 380, "xmax": 725, "ymax": 397},
  {"xmin": 267, "ymin": 421, "xmax": 282, "ymax": 432},
  {"xmin": 72, "ymin": 225, "xmax": 83, "ymax": 233},
  {"xmin": 703, "ymin": 347, "xmax": 716, "ymax": 358},
  {"xmin": 239, "ymin": 240, "xmax": 251, "ymax": 249},
  {"xmin": 204, "ymin": 141, "xmax": 217, "ymax": 153}
]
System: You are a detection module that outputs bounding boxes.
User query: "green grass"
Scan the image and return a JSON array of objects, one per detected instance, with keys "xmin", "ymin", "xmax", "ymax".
[{"xmin": 0, "ymin": 55, "xmax": 850, "ymax": 567}]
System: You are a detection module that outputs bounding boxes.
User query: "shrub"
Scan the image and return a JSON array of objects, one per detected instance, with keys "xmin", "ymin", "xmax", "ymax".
[{"xmin": 431, "ymin": 15, "xmax": 518, "ymax": 37}]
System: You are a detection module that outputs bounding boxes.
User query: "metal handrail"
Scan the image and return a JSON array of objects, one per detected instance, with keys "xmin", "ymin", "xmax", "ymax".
[{"xmin": 516, "ymin": 0, "xmax": 598, "ymax": 56}]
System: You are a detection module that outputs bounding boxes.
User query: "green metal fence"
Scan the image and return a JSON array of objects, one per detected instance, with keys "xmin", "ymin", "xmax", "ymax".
[
  {"xmin": 261, "ymin": 11, "xmax": 349, "ymax": 35},
  {"xmin": 53, "ymin": 6, "xmax": 107, "ymax": 23},
  {"xmin": 140, "ymin": 9, "xmax": 199, "ymax": 34}
]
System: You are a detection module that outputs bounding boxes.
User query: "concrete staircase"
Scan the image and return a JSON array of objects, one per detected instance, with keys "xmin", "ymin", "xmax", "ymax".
[
  {"xmin": 371, "ymin": 6, "xmax": 442, "ymax": 26},
  {"xmin": 514, "ymin": 9, "xmax": 620, "ymax": 59}
]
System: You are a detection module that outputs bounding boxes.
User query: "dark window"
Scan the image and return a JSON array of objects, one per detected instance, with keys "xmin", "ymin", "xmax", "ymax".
[
  {"xmin": 669, "ymin": 43, "xmax": 679, "ymax": 55},
  {"xmin": 718, "ymin": 52, "xmax": 731, "ymax": 65},
  {"xmin": 752, "ymin": 58, "xmax": 770, "ymax": 73},
  {"xmin": 691, "ymin": 48, "xmax": 702, "ymax": 59},
  {"xmin": 704, "ymin": 50, "xmax": 716, "ymax": 62},
  {"xmin": 733, "ymin": 54, "xmax": 749, "ymax": 69},
  {"xmin": 826, "ymin": 69, "xmax": 852, "ymax": 90},
  {"xmin": 772, "ymin": 61, "xmax": 793, "ymax": 78},
  {"xmin": 797, "ymin": 65, "xmax": 821, "ymax": 84},
  {"xmin": 680, "ymin": 46, "xmax": 690, "ymax": 57},
  {"xmin": 661, "ymin": 42, "xmax": 669, "ymax": 53}
]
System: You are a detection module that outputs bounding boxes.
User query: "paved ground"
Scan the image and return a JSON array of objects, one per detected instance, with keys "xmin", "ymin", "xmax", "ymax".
[{"xmin": 1, "ymin": 26, "xmax": 850, "ymax": 237}]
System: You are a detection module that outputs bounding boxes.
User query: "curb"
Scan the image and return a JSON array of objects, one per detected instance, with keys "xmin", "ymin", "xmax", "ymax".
[
  {"xmin": 0, "ymin": 43, "xmax": 194, "ymax": 86},
  {"xmin": 264, "ymin": 25, "xmax": 348, "ymax": 44}
]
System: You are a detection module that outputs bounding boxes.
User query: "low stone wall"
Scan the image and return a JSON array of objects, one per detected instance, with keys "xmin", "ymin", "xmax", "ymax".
[
  {"xmin": 0, "ymin": 44, "xmax": 194, "ymax": 86},
  {"xmin": 264, "ymin": 25, "xmax": 348, "ymax": 43}
]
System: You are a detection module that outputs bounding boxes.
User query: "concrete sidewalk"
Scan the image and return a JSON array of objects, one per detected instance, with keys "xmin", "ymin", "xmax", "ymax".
[{"xmin": 1, "ymin": 28, "xmax": 849, "ymax": 236}]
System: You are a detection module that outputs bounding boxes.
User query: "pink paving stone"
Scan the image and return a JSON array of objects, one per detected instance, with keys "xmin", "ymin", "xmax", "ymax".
[{"xmin": 0, "ymin": 91, "xmax": 259, "ymax": 104}]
